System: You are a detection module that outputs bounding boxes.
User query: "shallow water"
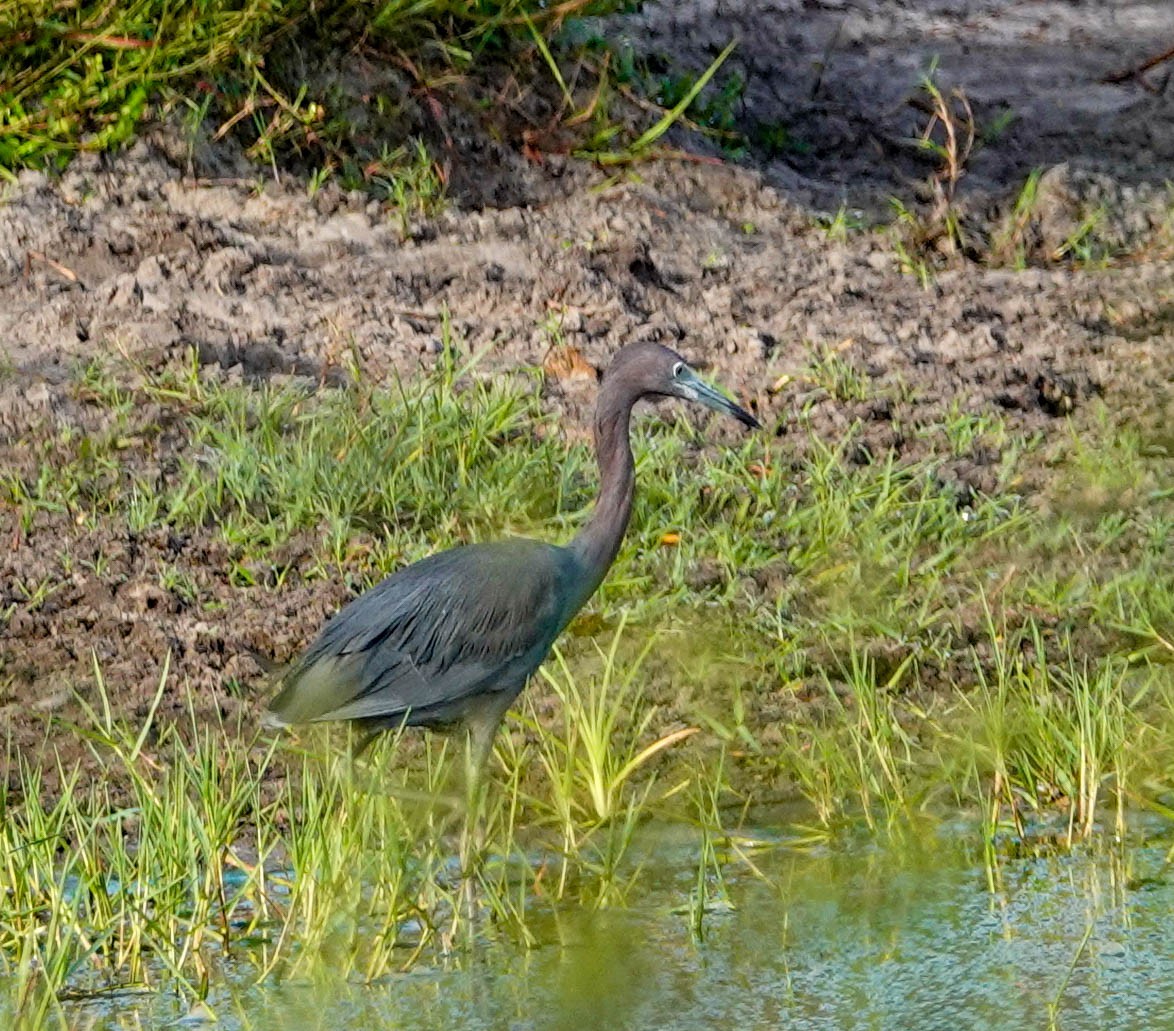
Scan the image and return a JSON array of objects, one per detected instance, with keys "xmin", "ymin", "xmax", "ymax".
[{"xmin": 46, "ymin": 814, "xmax": 1174, "ymax": 1029}]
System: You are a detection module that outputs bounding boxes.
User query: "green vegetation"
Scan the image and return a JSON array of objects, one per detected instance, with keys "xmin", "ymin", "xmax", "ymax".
[
  {"xmin": 0, "ymin": 1, "xmax": 752, "ymax": 187},
  {"xmin": 0, "ymin": 658, "xmax": 674, "ymax": 1023},
  {"xmin": 2, "ymin": 339, "xmax": 1172, "ymax": 1024},
  {"xmin": 596, "ymin": 44, "xmax": 804, "ymax": 163},
  {"xmin": 818, "ymin": 203, "xmax": 867, "ymax": 241},
  {"xmin": 990, "ymin": 167, "xmax": 1119, "ymax": 270},
  {"xmin": 885, "ymin": 69, "xmax": 975, "ymax": 281},
  {"xmin": 884, "ymin": 69, "xmax": 1163, "ymax": 279},
  {"xmin": 0, "ymin": 0, "xmax": 629, "ymax": 176},
  {"xmin": 582, "ymin": 40, "xmax": 739, "ymax": 165},
  {"xmin": 650, "ymin": 62, "xmax": 745, "ymax": 156}
]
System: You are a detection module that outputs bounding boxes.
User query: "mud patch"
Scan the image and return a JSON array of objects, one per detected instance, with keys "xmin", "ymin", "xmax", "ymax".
[{"xmin": 600, "ymin": 0, "xmax": 1174, "ymax": 213}]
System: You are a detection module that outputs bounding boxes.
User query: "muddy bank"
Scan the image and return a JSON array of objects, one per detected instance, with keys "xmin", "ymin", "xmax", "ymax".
[
  {"xmin": 5, "ymin": 135, "xmax": 1170, "ymax": 429},
  {"xmin": 602, "ymin": 0, "xmax": 1174, "ymax": 212}
]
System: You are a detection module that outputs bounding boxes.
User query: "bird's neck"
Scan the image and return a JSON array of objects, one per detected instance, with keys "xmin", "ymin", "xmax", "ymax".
[{"xmin": 568, "ymin": 394, "xmax": 636, "ymax": 610}]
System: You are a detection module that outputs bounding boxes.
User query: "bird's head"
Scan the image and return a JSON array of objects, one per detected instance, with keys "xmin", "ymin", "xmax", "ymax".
[{"xmin": 604, "ymin": 341, "xmax": 760, "ymax": 429}]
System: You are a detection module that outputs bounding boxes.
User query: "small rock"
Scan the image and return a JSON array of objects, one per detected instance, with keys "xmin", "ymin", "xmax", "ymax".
[
  {"xmin": 120, "ymin": 580, "xmax": 175, "ymax": 616},
  {"xmin": 1035, "ymin": 370, "xmax": 1078, "ymax": 416},
  {"xmin": 25, "ymin": 381, "xmax": 51, "ymax": 407},
  {"xmin": 106, "ymin": 272, "xmax": 140, "ymax": 307}
]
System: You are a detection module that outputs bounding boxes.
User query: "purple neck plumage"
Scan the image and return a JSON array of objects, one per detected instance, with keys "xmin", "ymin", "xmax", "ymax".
[{"xmin": 567, "ymin": 376, "xmax": 638, "ymax": 610}]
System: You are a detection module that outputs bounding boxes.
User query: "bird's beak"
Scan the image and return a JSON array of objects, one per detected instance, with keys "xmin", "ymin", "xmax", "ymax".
[{"xmin": 679, "ymin": 366, "xmax": 761, "ymax": 429}]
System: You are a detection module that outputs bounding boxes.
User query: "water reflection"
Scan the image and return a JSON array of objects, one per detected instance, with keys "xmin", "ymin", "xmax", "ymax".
[{"xmin": 49, "ymin": 815, "xmax": 1174, "ymax": 1029}]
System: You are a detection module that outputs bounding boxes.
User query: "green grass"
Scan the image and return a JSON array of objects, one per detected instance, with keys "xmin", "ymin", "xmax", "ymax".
[
  {"xmin": 0, "ymin": 622, "xmax": 704, "ymax": 1021},
  {"xmin": 0, "ymin": 0, "xmax": 742, "ymax": 190},
  {"xmin": 0, "ymin": 0, "xmax": 626, "ymax": 176},
  {"xmin": 2, "ymin": 341, "xmax": 1173, "ymax": 1023},
  {"xmin": 5, "ymin": 340, "xmax": 1171, "ymax": 707}
]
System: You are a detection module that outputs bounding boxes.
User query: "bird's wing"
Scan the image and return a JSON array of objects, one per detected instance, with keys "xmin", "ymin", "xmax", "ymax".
[{"xmin": 267, "ymin": 540, "xmax": 574, "ymax": 726}]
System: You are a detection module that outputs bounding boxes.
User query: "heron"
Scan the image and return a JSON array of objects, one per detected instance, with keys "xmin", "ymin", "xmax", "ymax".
[{"xmin": 264, "ymin": 341, "xmax": 758, "ymax": 889}]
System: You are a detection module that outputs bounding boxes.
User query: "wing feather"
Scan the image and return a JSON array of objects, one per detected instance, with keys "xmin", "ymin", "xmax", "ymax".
[{"xmin": 267, "ymin": 539, "xmax": 576, "ymax": 726}]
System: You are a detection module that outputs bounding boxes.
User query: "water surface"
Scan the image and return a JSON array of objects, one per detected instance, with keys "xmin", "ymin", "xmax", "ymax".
[{"xmin": 54, "ymin": 815, "xmax": 1174, "ymax": 1029}]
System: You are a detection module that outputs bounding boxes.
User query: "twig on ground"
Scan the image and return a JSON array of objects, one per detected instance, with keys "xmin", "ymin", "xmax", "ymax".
[
  {"xmin": 25, "ymin": 250, "xmax": 80, "ymax": 284},
  {"xmin": 1101, "ymin": 42, "xmax": 1174, "ymax": 85}
]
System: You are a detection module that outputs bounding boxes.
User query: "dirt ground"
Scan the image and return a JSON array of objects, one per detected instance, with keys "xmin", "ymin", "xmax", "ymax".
[
  {"xmin": 611, "ymin": 0, "xmax": 1174, "ymax": 211},
  {"xmin": 2, "ymin": 1, "xmax": 1173, "ymax": 789}
]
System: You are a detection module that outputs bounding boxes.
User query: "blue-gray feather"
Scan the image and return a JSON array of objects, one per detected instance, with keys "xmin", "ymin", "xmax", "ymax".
[{"xmin": 267, "ymin": 539, "xmax": 581, "ymax": 729}]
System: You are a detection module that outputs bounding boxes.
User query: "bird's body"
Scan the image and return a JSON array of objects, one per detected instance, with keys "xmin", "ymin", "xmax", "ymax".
[
  {"xmin": 265, "ymin": 342, "xmax": 758, "ymax": 774},
  {"xmin": 267, "ymin": 538, "xmax": 580, "ymax": 764}
]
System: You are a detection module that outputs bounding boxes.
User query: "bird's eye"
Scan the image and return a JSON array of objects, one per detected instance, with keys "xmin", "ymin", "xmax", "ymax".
[{"xmin": 672, "ymin": 361, "xmax": 685, "ymax": 378}]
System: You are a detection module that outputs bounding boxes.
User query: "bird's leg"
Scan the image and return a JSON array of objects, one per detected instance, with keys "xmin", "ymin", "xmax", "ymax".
[
  {"xmin": 350, "ymin": 724, "xmax": 384, "ymax": 761},
  {"xmin": 467, "ymin": 707, "xmax": 503, "ymax": 847},
  {"xmin": 350, "ymin": 715, "xmax": 409, "ymax": 764},
  {"xmin": 456, "ymin": 736, "xmax": 483, "ymax": 931},
  {"xmin": 452, "ymin": 703, "xmax": 507, "ymax": 936}
]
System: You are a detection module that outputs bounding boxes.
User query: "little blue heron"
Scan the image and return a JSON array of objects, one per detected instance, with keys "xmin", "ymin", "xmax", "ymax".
[{"xmin": 264, "ymin": 342, "xmax": 758, "ymax": 876}]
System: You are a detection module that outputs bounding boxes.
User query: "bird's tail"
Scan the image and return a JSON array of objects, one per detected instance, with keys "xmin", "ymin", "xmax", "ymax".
[{"xmin": 260, "ymin": 709, "xmax": 290, "ymax": 731}]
